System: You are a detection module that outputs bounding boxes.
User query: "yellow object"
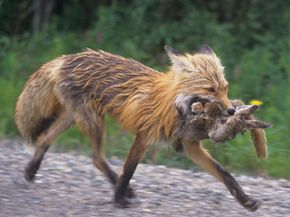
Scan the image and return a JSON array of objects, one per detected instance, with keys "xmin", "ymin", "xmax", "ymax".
[{"xmin": 249, "ymin": 99, "xmax": 263, "ymax": 106}]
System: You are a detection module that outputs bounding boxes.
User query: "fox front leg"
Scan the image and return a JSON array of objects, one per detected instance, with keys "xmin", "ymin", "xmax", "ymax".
[
  {"xmin": 114, "ymin": 133, "xmax": 149, "ymax": 208},
  {"xmin": 183, "ymin": 140, "xmax": 261, "ymax": 211}
]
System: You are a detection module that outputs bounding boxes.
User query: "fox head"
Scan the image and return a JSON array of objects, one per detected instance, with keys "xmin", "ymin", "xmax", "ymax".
[{"xmin": 165, "ymin": 45, "xmax": 231, "ymax": 109}]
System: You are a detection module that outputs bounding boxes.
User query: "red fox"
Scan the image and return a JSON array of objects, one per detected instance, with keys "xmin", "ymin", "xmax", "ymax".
[{"xmin": 15, "ymin": 45, "xmax": 267, "ymax": 211}]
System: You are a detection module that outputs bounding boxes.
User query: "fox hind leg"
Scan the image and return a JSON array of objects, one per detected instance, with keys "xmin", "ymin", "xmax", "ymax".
[
  {"xmin": 25, "ymin": 110, "xmax": 73, "ymax": 181},
  {"xmin": 74, "ymin": 108, "xmax": 136, "ymax": 199}
]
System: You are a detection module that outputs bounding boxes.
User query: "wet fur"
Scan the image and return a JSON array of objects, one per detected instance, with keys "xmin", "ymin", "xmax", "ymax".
[{"xmin": 15, "ymin": 46, "xmax": 267, "ymax": 211}]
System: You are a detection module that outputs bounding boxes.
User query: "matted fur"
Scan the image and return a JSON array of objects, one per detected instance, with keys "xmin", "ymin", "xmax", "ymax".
[
  {"xmin": 15, "ymin": 46, "xmax": 267, "ymax": 211},
  {"xmin": 15, "ymin": 48, "xmax": 230, "ymax": 145}
]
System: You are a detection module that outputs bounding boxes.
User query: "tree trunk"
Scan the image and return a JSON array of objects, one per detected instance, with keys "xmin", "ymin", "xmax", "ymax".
[{"xmin": 33, "ymin": 0, "xmax": 55, "ymax": 32}]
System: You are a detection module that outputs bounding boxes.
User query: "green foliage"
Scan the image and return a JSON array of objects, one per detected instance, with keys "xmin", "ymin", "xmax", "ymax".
[{"xmin": 1, "ymin": 1, "xmax": 290, "ymax": 178}]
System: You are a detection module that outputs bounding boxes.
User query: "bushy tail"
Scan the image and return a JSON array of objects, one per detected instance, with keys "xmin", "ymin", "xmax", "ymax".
[{"xmin": 15, "ymin": 60, "xmax": 63, "ymax": 147}]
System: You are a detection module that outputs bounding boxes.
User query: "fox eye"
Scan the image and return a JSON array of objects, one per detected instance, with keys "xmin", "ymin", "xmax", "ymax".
[{"xmin": 206, "ymin": 87, "xmax": 215, "ymax": 92}]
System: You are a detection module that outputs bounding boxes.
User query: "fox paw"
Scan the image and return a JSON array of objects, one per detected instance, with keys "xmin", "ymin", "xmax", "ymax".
[
  {"xmin": 114, "ymin": 197, "xmax": 131, "ymax": 208},
  {"xmin": 24, "ymin": 166, "xmax": 36, "ymax": 182},
  {"xmin": 125, "ymin": 186, "xmax": 136, "ymax": 199},
  {"xmin": 243, "ymin": 198, "xmax": 262, "ymax": 212}
]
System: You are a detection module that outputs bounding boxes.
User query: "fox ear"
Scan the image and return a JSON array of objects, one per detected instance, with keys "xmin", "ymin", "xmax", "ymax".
[
  {"xmin": 198, "ymin": 44, "xmax": 214, "ymax": 55},
  {"xmin": 165, "ymin": 45, "xmax": 195, "ymax": 75},
  {"xmin": 230, "ymin": 99, "xmax": 245, "ymax": 108},
  {"xmin": 164, "ymin": 45, "xmax": 182, "ymax": 56}
]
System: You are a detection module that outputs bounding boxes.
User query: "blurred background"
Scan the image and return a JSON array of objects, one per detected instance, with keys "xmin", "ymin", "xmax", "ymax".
[{"xmin": 0, "ymin": 0, "xmax": 289, "ymax": 178}]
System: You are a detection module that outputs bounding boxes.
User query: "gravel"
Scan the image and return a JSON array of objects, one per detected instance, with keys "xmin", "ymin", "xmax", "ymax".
[{"xmin": 0, "ymin": 139, "xmax": 290, "ymax": 217}]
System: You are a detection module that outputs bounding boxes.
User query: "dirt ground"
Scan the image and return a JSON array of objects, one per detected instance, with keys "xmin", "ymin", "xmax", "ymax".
[{"xmin": 1, "ymin": 139, "xmax": 290, "ymax": 217}]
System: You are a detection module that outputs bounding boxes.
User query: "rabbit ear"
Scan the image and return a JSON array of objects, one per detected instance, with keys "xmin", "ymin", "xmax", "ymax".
[
  {"xmin": 235, "ymin": 105, "xmax": 259, "ymax": 116},
  {"xmin": 191, "ymin": 102, "xmax": 203, "ymax": 114},
  {"xmin": 230, "ymin": 99, "xmax": 245, "ymax": 108},
  {"xmin": 245, "ymin": 120, "xmax": 272, "ymax": 129},
  {"xmin": 175, "ymin": 95, "xmax": 197, "ymax": 118},
  {"xmin": 174, "ymin": 94, "xmax": 209, "ymax": 118}
]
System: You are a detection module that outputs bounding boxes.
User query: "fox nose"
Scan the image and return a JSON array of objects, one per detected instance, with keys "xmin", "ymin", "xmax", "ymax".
[{"xmin": 227, "ymin": 107, "xmax": 235, "ymax": 115}]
